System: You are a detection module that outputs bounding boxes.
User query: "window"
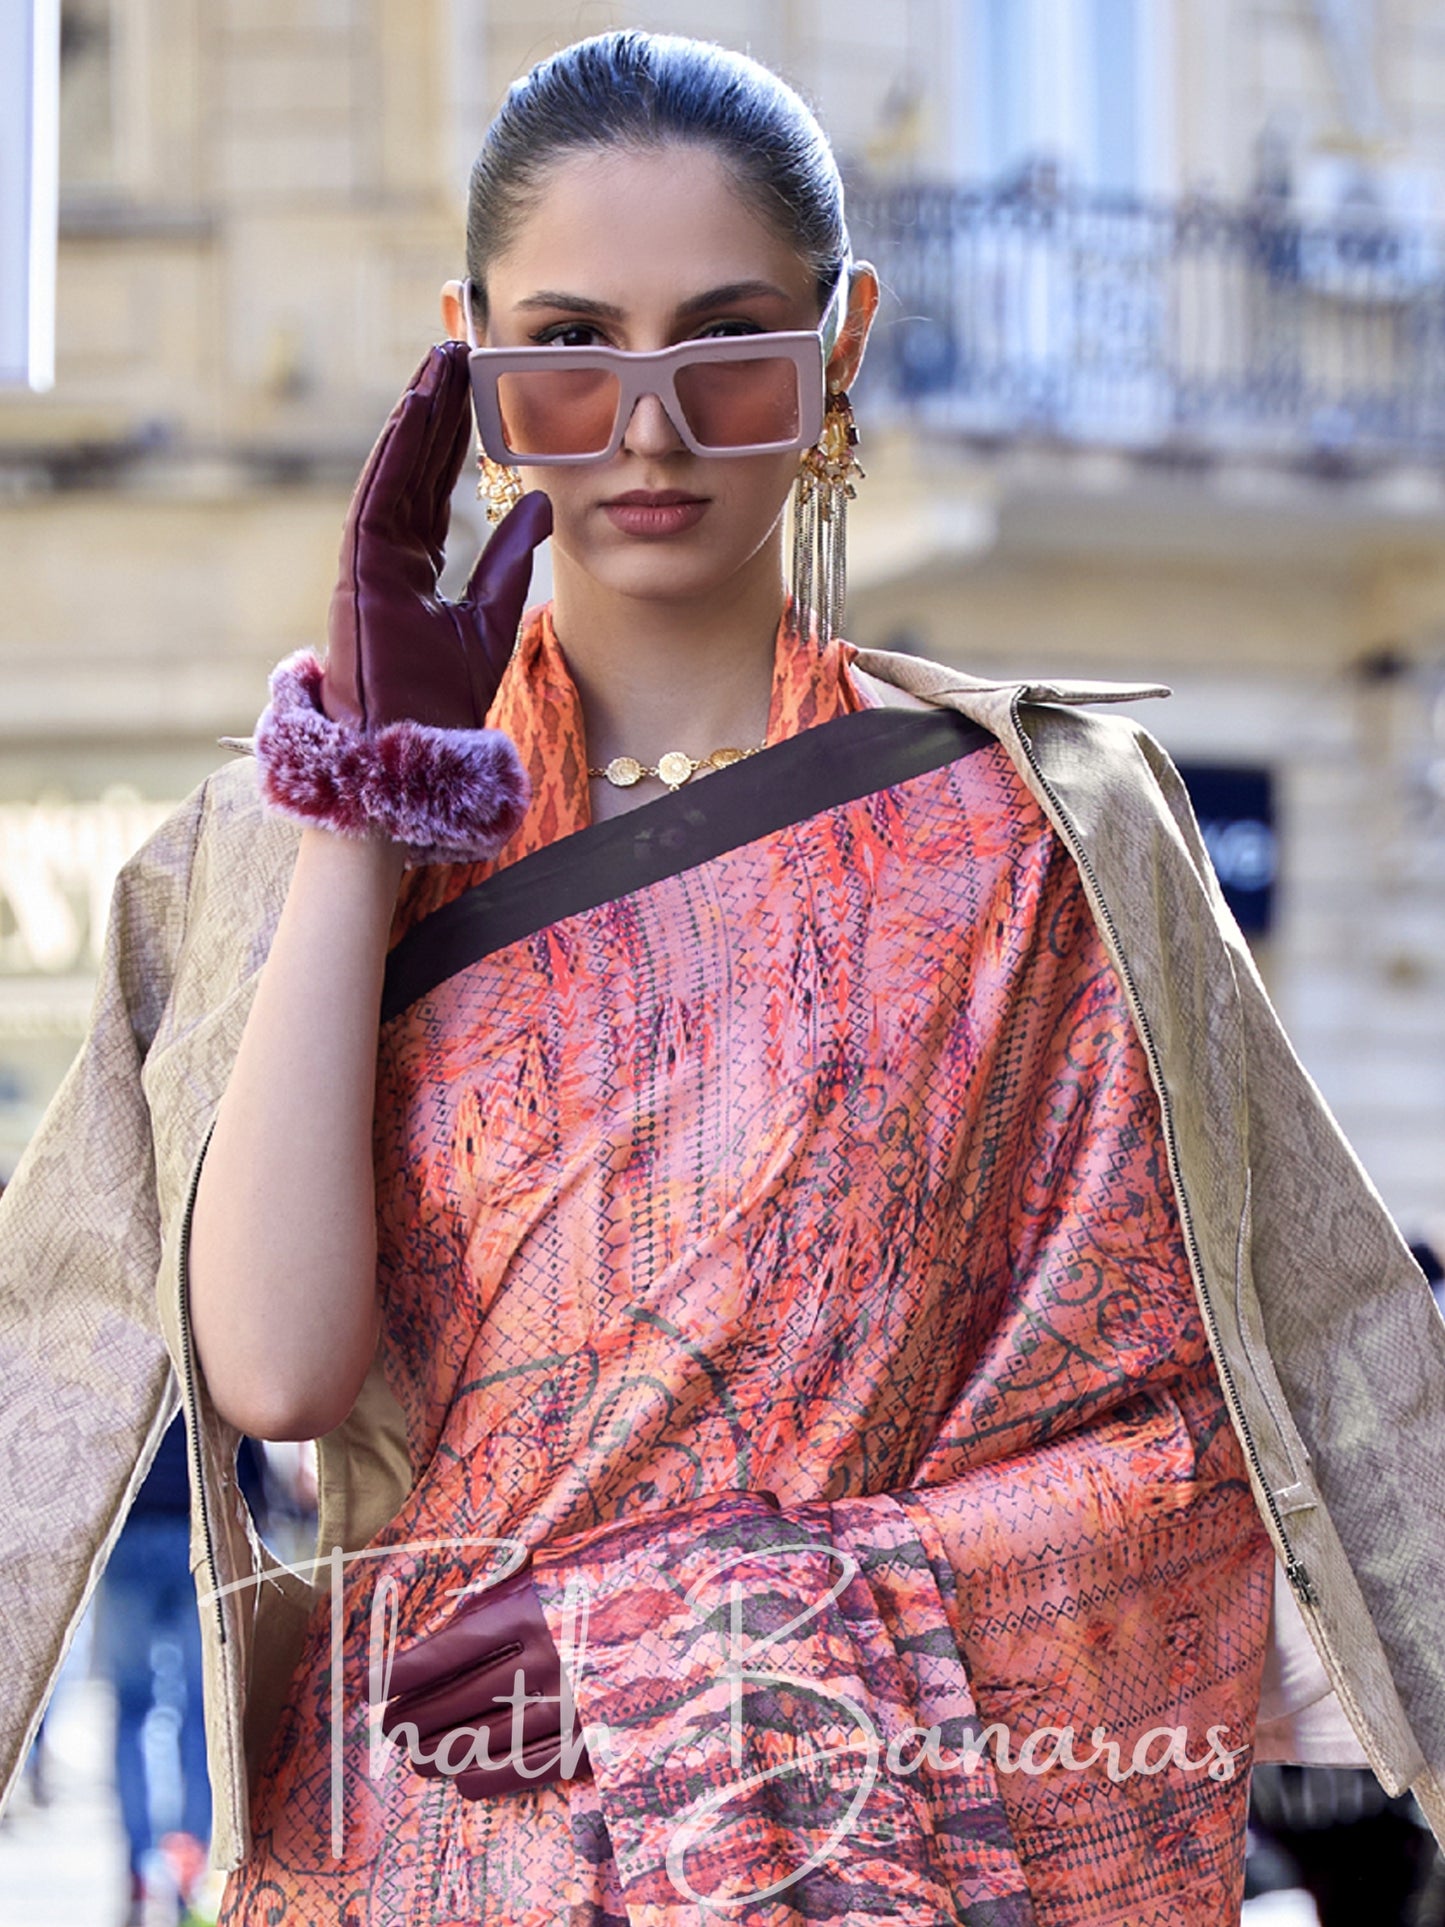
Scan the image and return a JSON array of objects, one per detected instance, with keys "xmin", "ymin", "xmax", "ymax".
[
  {"xmin": 1091, "ymin": 0, "xmax": 1140, "ymax": 194},
  {"xmin": 959, "ymin": 0, "xmax": 1169, "ymax": 195}
]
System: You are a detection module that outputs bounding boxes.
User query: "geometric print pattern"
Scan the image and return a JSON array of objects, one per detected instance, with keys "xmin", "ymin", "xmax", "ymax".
[{"xmin": 218, "ymin": 607, "xmax": 1272, "ymax": 1923}]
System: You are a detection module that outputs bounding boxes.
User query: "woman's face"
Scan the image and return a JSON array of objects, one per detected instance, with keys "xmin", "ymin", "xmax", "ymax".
[{"xmin": 444, "ymin": 143, "xmax": 874, "ymax": 611}]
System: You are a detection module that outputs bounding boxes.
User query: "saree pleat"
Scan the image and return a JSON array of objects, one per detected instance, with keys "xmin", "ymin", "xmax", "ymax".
[{"xmin": 218, "ymin": 606, "xmax": 1271, "ymax": 1925}]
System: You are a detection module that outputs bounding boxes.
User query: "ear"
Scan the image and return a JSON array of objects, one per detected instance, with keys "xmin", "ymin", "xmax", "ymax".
[
  {"xmin": 440, "ymin": 279, "xmax": 470, "ymax": 344},
  {"xmin": 825, "ymin": 262, "xmax": 880, "ymax": 393}
]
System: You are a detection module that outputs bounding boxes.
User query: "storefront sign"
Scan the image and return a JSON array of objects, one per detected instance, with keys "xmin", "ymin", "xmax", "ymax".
[{"xmin": 1177, "ymin": 763, "xmax": 1277, "ymax": 936}]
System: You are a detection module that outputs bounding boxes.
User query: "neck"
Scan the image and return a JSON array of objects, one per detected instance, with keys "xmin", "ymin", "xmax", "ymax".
[{"xmin": 549, "ymin": 543, "xmax": 787, "ymax": 765}]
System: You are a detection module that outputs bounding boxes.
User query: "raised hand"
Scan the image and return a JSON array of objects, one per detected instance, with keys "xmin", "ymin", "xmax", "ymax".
[
  {"xmin": 320, "ymin": 339, "xmax": 552, "ymax": 733},
  {"xmin": 250, "ymin": 339, "xmax": 552, "ymax": 867}
]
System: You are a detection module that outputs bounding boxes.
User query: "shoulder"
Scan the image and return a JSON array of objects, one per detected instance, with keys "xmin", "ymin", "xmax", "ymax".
[
  {"xmin": 847, "ymin": 663, "xmax": 936, "ymax": 712},
  {"xmin": 848, "ymin": 644, "xmax": 1182, "ymax": 817},
  {"xmin": 116, "ymin": 752, "xmax": 301, "ymax": 991},
  {"xmin": 848, "ymin": 641, "xmax": 1171, "ymax": 715},
  {"xmin": 183, "ymin": 750, "xmax": 301, "ymax": 873},
  {"xmin": 1018, "ymin": 702, "xmax": 1205, "ymax": 856},
  {"xmin": 850, "ymin": 647, "xmax": 1216, "ymax": 916}
]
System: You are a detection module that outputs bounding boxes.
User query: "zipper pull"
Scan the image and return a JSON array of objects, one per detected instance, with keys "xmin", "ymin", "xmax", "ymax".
[{"xmin": 1285, "ymin": 1557, "xmax": 1317, "ymax": 1607}]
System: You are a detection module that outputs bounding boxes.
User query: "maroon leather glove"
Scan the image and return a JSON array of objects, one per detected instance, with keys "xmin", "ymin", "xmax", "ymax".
[
  {"xmin": 249, "ymin": 338, "xmax": 552, "ymax": 867},
  {"xmin": 379, "ymin": 1547, "xmax": 592, "ymax": 1799},
  {"xmin": 319, "ymin": 338, "xmax": 551, "ymax": 733}
]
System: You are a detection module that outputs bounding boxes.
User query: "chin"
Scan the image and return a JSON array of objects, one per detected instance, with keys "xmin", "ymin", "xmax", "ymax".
[
  {"xmin": 601, "ymin": 555, "xmax": 734, "ymax": 603},
  {"xmin": 556, "ymin": 502, "xmax": 789, "ymax": 607},
  {"xmin": 558, "ymin": 534, "xmax": 755, "ymax": 606}
]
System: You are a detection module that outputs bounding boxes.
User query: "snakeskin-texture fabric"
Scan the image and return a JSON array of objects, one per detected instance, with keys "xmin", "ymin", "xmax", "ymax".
[{"xmin": 216, "ymin": 606, "xmax": 1272, "ymax": 1924}]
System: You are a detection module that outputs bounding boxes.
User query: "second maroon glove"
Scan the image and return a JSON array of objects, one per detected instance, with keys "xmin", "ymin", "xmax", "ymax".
[{"xmin": 379, "ymin": 1547, "xmax": 593, "ymax": 1799}]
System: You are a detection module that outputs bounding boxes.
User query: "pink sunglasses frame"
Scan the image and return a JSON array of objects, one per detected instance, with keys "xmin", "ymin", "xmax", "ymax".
[{"xmin": 459, "ymin": 267, "xmax": 850, "ymax": 464}]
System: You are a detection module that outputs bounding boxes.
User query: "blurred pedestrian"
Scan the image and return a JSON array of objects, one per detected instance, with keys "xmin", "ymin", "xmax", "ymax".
[
  {"xmin": 96, "ymin": 1419, "xmax": 265, "ymax": 1926},
  {"xmin": 1248, "ymin": 1764, "xmax": 1438, "ymax": 1926}
]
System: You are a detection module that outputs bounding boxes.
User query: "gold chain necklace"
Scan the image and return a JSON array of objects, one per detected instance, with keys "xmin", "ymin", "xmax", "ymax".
[{"xmin": 587, "ymin": 739, "xmax": 769, "ymax": 790}]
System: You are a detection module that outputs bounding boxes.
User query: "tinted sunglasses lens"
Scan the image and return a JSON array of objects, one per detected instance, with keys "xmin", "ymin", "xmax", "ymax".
[
  {"xmin": 495, "ymin": 367, "xmax": 620, "ymax": 456},
  {"xmin": 673, "ymin": 354, "xmax": 803, "ymax": 449}
]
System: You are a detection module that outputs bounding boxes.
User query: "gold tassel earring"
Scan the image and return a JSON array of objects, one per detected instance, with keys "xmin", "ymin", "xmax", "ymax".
[
  {"xmin": 790, "ymin": 388, "xmax": 865, "ymax": 648},
  {"xmin": 477, "ymin": 446, "xmax": 524, "ymax": 526}
]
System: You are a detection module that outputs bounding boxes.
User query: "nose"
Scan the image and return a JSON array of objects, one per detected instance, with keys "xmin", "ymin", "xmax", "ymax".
[{"xmin": 621, "ymin": 388, "xmax": 686, "ymax": 458}]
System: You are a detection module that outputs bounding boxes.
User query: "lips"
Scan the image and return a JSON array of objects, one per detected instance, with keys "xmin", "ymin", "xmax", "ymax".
[
  {"xmin": 603, "ymin": 490, "xmax": 708, "ymax": 508},
  {"xmin": 601, "ymin": 489, "xmax": 710, "ymax": 537}
]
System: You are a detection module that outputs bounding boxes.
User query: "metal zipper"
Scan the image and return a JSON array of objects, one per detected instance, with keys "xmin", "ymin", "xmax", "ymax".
[
  {"xmin": 178, "ymin": 1114, "xmax": 227, "ymax": 1647},
  {"xmin": 1008, "ymin": 691, "xmax": 1317, "ymax": 1608}
]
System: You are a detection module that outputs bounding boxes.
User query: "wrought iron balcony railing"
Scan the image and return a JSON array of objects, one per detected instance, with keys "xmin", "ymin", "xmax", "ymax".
[{"xmin": 848, "ymin": 173, "xmax": 1445, "ymax": 469}]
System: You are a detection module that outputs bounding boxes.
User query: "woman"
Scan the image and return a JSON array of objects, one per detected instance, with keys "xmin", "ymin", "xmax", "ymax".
[{"xmin": 2, "ymin": 28, "xmax": 1444, "ymax": 1927}]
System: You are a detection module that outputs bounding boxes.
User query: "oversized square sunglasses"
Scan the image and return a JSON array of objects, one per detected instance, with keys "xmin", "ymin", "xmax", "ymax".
[{"xmin": 460, "ymin": 265, "xmax": 850, "ymax": 464}]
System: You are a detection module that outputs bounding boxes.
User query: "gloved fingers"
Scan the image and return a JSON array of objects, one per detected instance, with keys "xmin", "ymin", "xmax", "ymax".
[
  {"xmin": 386, "ymin": 344, "xmax": 471, "ymax": 573},
  {"xmin": 386, "ymin": 1706, "xmax": 510, "ymax": 1776},
  {"xmin": 348, "ymin": 343, "xmax": 469, "ymax": 589},
  {"xmin": 406, "ymin": 344, "xmax": 472, "ymax": 572},
  {"xmin": 345, "ymin": 344, "xmax": 449, "ymax": 557},
  {"xmin": 462, "ymin": 489, "xmax": 553, "ymax": 636},
  {"xmin": 383, "ymin": 1624, "xmax": 521, "ymax": 1707},
  {"xmin": 394, "ymin": 1714, "xmax": 590, "ymax": 1797},
  {"xmin": 381, "ymin": 1645, "xmax": 561, "ymax": 1744},
  {"xmin": 391, "ymin": 1688, "xmax": 569, "ymax": 1781},
  {"xmin": 381, "ymin": 1562, "xmax": 538, "ymax": 1701},
  {"xmin": 424, "ymin": 373, "xmax": 474, "ymax": 558}
]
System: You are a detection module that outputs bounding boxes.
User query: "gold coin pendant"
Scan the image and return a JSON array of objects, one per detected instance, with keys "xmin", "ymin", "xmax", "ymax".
[{"xmin": 657, "ymin": 750, "xmax": 695, "ymax": 789}]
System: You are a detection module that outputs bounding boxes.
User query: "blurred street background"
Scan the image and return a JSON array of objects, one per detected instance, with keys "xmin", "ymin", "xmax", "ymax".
[{"xmin": 3, "ymin": 0, "xmax": 1445, "ymax": 1922}]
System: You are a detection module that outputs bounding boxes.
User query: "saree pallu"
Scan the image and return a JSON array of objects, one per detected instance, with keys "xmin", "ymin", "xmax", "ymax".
[{"xmin": 218, "ymin": 689, "xmax": 1273, "ymax": 1925}]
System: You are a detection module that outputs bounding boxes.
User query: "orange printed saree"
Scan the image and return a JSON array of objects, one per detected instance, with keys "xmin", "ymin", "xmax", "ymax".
[{"xmin": 217, "ymin": 605, "xmax": 1272, "ymax": 1925}]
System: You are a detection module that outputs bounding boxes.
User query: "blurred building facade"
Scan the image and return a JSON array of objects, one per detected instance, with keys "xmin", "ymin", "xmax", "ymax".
[{"xmin": 1, "ymin": 0, "xmax": 1442, "ymax": 1237}]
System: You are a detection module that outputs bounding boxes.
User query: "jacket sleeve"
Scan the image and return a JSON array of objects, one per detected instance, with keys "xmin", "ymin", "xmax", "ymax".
[
  {"xmin": 1131, "ymin": 727, "xmax": 1445, "ymax": 1794},
  {"xmin": 0, "ymin": 776, "xmax": 212, "ymax": 1819}
]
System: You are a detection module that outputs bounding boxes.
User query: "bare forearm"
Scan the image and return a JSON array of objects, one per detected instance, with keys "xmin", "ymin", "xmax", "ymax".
[{"xmin": 188, "ymin": 826, "xmax": 407, "ymax": 1439}]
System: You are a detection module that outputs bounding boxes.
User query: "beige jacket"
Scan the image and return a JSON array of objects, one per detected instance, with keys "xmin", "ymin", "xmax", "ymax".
[{"xmin": 2, "ymin": 644, "xmax": 1443, "ymax": 1872}]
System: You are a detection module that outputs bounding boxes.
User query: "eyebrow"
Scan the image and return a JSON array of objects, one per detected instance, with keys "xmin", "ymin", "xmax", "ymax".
[{"xmin": 512, "ymin": 280, "xmax": 796, "ymax": 321}]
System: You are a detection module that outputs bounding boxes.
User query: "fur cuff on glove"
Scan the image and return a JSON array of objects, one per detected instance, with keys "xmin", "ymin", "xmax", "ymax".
[{"xmin": 247, "ymin": 649, "xmax": 530, "ymax": 867}]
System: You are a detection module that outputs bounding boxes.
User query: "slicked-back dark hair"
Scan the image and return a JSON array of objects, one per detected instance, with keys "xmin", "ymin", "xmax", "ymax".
[{"xmin": 465, "ymin": 31, "xmax": 848, "ymax": 319}]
